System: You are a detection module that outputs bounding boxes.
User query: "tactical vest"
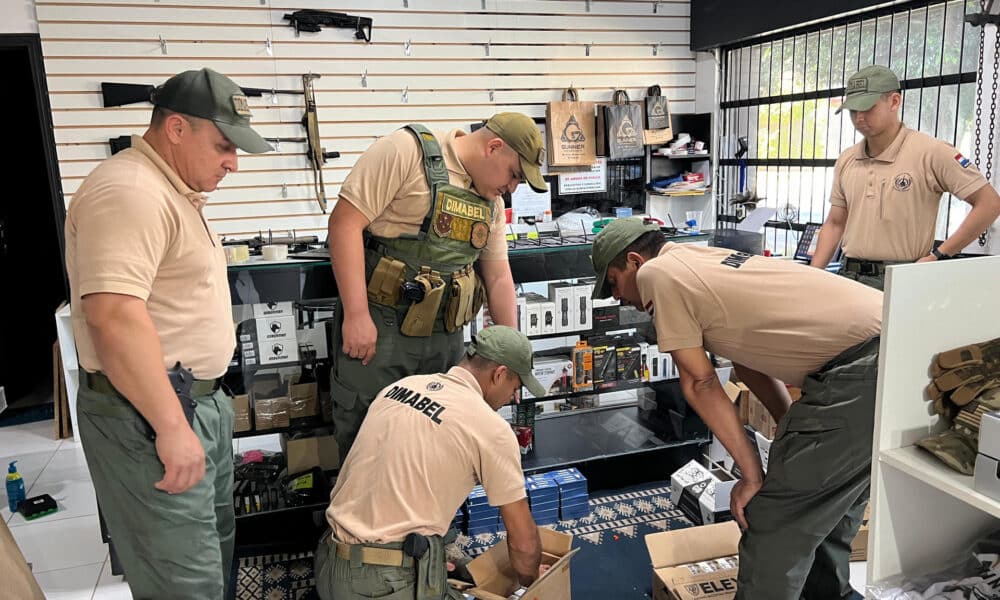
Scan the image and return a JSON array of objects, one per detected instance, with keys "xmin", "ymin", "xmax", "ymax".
[
  {"xmin": 364, "ymin": 125, "xmax": 493, "ymax": 335},
  {"xmin": 369, "ymin": 125, "xmax": 494, "ymax": 271}
]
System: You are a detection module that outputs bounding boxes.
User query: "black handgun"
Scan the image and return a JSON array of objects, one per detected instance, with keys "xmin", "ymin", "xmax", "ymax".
[{"xmin": 167, "ymin": 361, "xmax": 197, "ymax": 429}]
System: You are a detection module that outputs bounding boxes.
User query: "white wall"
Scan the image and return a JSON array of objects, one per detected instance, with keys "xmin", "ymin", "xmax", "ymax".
[
  {"xmin": 37, "ymin": 0, "xmax": 698, "ymax": 239},
  {"xmin": 694, "ymin": 50, "xmax": 717, "ymax": 114},
  {"xmin": 1, "ymin": 0, "xmax": 38, "ymax": 33}
]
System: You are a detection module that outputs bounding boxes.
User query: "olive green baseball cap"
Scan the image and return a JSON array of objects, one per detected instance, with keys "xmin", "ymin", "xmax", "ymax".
[
  {"xmin": 468, "ymin": 325, "xmax": 545, "ymax": 398},
  {"xmin": 485, "ymin": 112, "xmax": 548, "ymax": 193},
  {"xmin": 150, "ymin": 68, "xmax": 273, "ymax": 154},
  {"xmin": 836, "ymin": 65, "xmax": 901, "ymax": 114},
  {"xmin": 591, "ymin": 218, "xmax": 661, "ymax": 299}
]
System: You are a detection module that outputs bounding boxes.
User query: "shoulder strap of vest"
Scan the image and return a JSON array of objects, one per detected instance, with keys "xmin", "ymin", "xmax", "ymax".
[{"xmin": 403, "ymin": 124, "xmax": 450, "ymax": 239}]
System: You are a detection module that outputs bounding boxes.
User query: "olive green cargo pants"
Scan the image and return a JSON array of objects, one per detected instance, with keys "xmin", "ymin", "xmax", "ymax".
[
  {"xmin": 736, "ymin": 337, "xmax": 879, "ymax": 600},
  {"xmin": 330, "ymin": 300, "xmax": 465, "ymax": 460},
  {"xmin": 77, "ymin": 381, "xmax": 235, "ymax": 600}
]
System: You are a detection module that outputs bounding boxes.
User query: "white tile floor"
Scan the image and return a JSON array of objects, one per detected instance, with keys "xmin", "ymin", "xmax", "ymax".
[
  {"xmin": 1, "ymin": 419, "xmax": 871, "ymax": 598},
  {"xmin": 1, "ymin": 420, "xmax": 131, "ymax": 600}
]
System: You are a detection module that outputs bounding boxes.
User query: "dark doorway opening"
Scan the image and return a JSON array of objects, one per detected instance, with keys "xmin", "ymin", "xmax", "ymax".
[{"xmin": 0, "ymin": 34, "xmax": 68, "ymax": 423}]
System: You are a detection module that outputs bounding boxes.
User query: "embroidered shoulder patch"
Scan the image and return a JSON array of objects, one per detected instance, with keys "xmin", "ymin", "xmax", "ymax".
[{"xmin": 955, "ymin": 153, "xmax": 971, "ymax": 168}]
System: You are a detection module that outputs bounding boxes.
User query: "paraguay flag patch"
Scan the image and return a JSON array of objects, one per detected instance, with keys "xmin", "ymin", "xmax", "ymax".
[{"xmin": 955, "ymin": 153, "xmax": 971, "ymax": 168}]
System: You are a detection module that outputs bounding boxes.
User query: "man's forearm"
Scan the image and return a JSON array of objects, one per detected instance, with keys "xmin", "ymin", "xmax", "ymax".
[
  {"xmin": 938, "ymin": 190, "xmax": 1000, "ymax": 256},
  {"xmin": 481, "ymin": 261, "xmax": 517, "ymax": 327},
  {"xmin": 509, "ymin": 535, "xmax": 541, "ymax": 586},
  {"xmin": 328, "ymin": 219, "xmax": 369, "ymax": 317},
  {"xmin": 85, "ymin": 298, "xmax": 188, "ymax": 434},
  {"xmin": 733, "ymin": 364, "xmax": 793, "ymax": 423},
  {"xmin": 684, "ymin": 378, "xmax": 764, "ymax": 482},
  {"xmin": 810, "ymin": 221, "xmax": 845, "ymax": 268}
]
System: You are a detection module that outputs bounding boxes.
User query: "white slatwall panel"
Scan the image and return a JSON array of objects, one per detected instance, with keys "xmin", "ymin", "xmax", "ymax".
[{"xmin": 38, "ymin": 0, "xmax": 695, "ymax": 236}]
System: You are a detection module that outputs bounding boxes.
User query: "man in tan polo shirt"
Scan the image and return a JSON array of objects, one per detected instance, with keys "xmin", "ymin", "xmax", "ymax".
[
  {"xmin": 592, "ymin": 219, "xmax": 882, "ymax": 600},
  {"xmin": 65, "ymin": 68, "xmax": 271, "ymax": 599},
  {"xmin": 316, "ymin": 326, "xmax": 545, "ymax": 600},
  {"xmin": 811, "ymin": 65, "xmax": 1000, "ymax": 289},
  {"xmin": 327, "ymin": 113, "xmax": 547, "ymax": 459}
]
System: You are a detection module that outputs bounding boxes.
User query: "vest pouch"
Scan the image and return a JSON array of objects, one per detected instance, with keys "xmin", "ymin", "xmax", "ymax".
[
  {"xmin": 444, "ymin": 267, "xmax": 475, "ymax": 333},
  {"xmin": 470, "ymin": 271, "xmax": 486, "ymax": 319},
  {"xmin": 401, "ymin": 268, "xmax": 445, "ymax": 337},
  {"xmin": 366, "ymin": 256, "xmax": 406, "ymax": 307}
]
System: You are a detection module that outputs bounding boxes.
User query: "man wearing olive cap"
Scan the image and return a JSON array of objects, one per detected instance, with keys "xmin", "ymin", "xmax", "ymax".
[
  {"xmin": 326, "ymin": 112, "xmax": 548, "ymax": 459},
  {"xmin": 65, "ymin": 68, "xmax": 271, "ymax": 598},
  {"xmin": 318, "ymin": 325, "xmax": 544, "ymax": 600},
  {"xmin": 810, "ymin": 65, "xmax": 1000, "ymax": 289},
  {"xmin": 591, "ymin": 218, "xmax": 883, "ymax": 600}
]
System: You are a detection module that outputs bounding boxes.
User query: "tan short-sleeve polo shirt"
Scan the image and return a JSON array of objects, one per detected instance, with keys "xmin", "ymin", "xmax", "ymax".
[
  {"xmin": 830, "ymin": 126, "xmax": 989, "ymax": 261},
  {"xmin": 338, "ymin": 128, "xmax": 509, "ymax": 261},
  {"xmin": 637, "ymin": 244, "xmax": 882, "ymax": 387},
  {"xmin": 326, "ymin": 366, "xmax": 525, "ymax": 544},
  {"xmin": 65, "ymin": 135, "xmax": 235, "ymax": 379}
]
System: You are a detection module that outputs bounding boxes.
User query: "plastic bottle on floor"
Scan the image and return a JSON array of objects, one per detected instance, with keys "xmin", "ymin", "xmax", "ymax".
[{"xmin": 6, "ymin": 461, "xmax": 26, "ymax": 513}]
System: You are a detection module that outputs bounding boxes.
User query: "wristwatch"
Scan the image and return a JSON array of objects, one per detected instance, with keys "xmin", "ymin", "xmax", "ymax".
[{"xmin": 930, "ymin": 247, "xmax": 952, "ymax": 260}]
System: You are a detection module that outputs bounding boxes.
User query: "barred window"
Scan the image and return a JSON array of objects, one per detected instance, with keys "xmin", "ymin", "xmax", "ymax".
[{"xmin": 718, "ymin": 0, "xmax": 981, "ymax": 256}]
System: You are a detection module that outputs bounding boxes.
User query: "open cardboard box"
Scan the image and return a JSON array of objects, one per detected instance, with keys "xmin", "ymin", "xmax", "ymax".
[
  {"xmin": 645, "ymin": 521, "xmax": 741, "ymax": 600},
  {"xmin": 466, "ymin": 527, "xmax": 578, "ymax": 600}
]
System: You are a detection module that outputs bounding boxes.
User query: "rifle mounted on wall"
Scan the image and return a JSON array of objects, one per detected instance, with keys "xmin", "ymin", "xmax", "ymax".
[{"xmin": 283, "ymin": 9, "xmax": 373, "ymax": 42}]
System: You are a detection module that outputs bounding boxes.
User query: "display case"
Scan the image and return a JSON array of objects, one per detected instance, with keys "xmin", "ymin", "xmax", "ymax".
[{"xmin": 227, "ymin": 233, "xmax": 715, "ymax": 543}]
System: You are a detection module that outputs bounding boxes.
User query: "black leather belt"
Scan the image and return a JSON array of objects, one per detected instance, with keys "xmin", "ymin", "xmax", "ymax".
[
  {"xmin": 842, "ymin": 257, "xmax": 886, "ymax": 276},
  {"xmin": 82, "ymin": 370, "xmax": 221, "ymax": 397}
]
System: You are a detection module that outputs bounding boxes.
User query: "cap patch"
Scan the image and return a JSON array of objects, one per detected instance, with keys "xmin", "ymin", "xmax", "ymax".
[
  {"xmin": 231, "ymin": 94, "xmax": 251, "ymax": 116},
  {"xmin": 847, "ymin": 78, "xmax": 868, "ymax": 93}
]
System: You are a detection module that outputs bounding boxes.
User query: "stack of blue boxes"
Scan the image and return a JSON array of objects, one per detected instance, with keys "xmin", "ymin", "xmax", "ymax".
[
  {"xmin": 466, "ymin": 485, "xmax": 500, "ymax": 536},
  {"xmin": 549, "ymin": 467, "xmax": 590, "ymax": 520},
  {"xmin": 525, "ymin": 474, "xmax": 560, "ymax": 525}
]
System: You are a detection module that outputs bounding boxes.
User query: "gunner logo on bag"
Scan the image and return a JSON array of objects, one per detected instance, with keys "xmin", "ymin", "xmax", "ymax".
[
  {"xmin": 616, "ymin": 115, "xmax": 639, "ymax": 146},
  {"xmin": 561, "ymin": 115, "xmax": 586, "ymax": 143}
]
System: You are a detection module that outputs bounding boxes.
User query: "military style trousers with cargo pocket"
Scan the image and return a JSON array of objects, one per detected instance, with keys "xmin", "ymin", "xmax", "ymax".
[
  {"xmin": 77, "ymin": 378, "xmax": 236, "ymax": 600},
  {"xmin": 736, "ymin": 337, "xmax": 879, "ymax": 600},
  {"xmin": 314, "ymin": 531, "xmax": 465, "ymax": 600},
  {"xmin": 330, "ymin": 299, "xmax": 465, "ymax": 460}
]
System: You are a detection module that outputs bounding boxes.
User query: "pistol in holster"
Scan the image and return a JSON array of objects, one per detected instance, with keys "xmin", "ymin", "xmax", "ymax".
[
  {"xmin": 400, "ymin": 266, "xmax": 446, "ymax": 337},
  {"xmin": 138, "ymin": 362, "xmax": 197, "ymax": 441},
  {"xmin": 403, "ymin": 533, "xmax": 456, "ymax": 600}
]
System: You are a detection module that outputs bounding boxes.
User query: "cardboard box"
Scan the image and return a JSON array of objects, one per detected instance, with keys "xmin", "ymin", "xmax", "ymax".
[
  {"xmin": 646, "ymin": 521, "xmax": 741, "ymax": 600},
  {"xmin": 282, "ymin": 434, "xmax": 340, "ymax": 472},
  {"xmin": 522, "ymin": 356, "xmax": 574, "ymax": 400},
  {"xmin": 288, "ymin": 382, "xmax": 319, "ymax": 419},
  {"xmin": 232, "ymin": 393, "xmax": 251, "ymax": 433},
  {"xmin": 572, "ymin": 283, "xmax": 594, "ymax": 331},
  {"xmin": 253, "ymin": 396, "xmax": 290, "ymax": 430},
  {"xmin": 467, "ymin": 527, "xmax": 578, "ymax": 600},
  {"xmin": 850, "ymin": 503, "xmax": 870, "ymax": 562},
  {"xmin": 0, "ymin": 518, "xmax": 45, "ymax": 599},
  {"xmin": 548, "ymin": 283, "xmax": 576, "ymax": 333},
  {"xmin": 747, "ymin": 392, "xmax": 777, "ymax": 440},
  {"xmin": 728, "ymin": 382, "xmax": 751, "ymax": 426}
]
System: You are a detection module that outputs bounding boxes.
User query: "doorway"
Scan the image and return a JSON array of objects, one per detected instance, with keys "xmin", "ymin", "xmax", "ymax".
[{"xmin": 0, "ymin": 34, "xmax": 68, "ymax": 422}]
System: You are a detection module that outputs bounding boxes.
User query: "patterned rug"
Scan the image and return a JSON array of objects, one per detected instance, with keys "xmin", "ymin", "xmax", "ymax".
[{"xmin": 236, "ymin": 480, "xmax": 690, "ymax": 599}]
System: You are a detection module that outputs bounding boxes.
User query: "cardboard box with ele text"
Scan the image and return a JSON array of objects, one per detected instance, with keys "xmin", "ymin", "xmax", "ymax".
[
  {"xmin": 466, "ymin": 527, "xmax": 579, "ymax": 600},
  {"xmin": 646, "ymin": 521, "xmax": 741, "ymax": 600}
]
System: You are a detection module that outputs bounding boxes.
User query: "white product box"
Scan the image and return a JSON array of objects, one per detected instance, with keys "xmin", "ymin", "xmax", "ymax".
[
  {"xmin": 573, "ymin": 283, "xmax": 594, "ymax": 331},
  {"xmin": 526, "ymin": 302, "xmax": 542, "ymax": 336},
  {"xmin": 516, "ymin": 296, "xmax": 528, "ymax": 333},
  {"xmin": 548, "ymin": 283, "xmax": 576, "ymax": 333},
  {"xmin": 522, "ymin": 356, "xmax": 575, "ymax": 400},
  {"xmin": 540, "ymin": 301, "xmax": 556, "ymax": 335}
]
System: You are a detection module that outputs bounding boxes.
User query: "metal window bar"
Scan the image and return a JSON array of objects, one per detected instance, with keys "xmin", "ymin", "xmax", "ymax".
[{"xmin": 718, "ymin": 0, "xmax": 979, "ymax": 256}]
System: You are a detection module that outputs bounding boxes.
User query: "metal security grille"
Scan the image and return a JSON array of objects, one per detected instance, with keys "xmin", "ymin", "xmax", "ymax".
[{"xmin": 718, "ymin": 0, "xmax": 981, "ymax": 256}]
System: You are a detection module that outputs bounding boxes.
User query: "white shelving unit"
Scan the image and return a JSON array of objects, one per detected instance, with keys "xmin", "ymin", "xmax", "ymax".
[{"xmin": 868, "ymin": 255, "xmax": 1000, "ymax": 588}]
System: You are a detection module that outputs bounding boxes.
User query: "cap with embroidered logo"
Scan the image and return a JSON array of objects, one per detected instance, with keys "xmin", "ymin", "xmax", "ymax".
[
  {"xmin": 485, "ymin": 112, "xmax": 548, "ymax": 193},
  {"xmin": 467, "ymin": 325, "xmax": 545, "ymax": 398},
  {"xmin": 837, "ymin": 65, "xmax": 901, "ymax": 114},
  {"xmin": 150, "ymin": 68, "xmax": 272, "ymax": 154}
]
